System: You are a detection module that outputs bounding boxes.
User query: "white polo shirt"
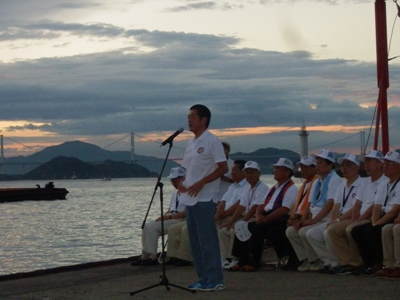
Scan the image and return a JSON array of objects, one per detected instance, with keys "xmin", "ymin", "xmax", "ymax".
[
  {"xmin": 355, "ymin": 175, "xmax": 387, "ymax": 215},
  {"xmin": 180, "ymin": 130, "xmax": 227, "ymax": 206},
  {"xmin": 239, "ymin": 181, "xmax": 269, "ymax": 213},
  {"xmin": 222, "ymin": 178, "xmax": 250, "ymax": 210},
  {"xmin": 168, "ymin": 190, "xmax": 186, "ymax": 213},
  {"xmin": 374, "ymin": 177, "xmax": 400, "ymax": 213},
  {"xmin": 333, "ymin": 176, "xmax": 363, "ymax": 214}
]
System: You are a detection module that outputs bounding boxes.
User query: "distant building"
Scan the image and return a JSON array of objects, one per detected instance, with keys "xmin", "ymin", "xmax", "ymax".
[{"xmin": 299, "ymin": 120, "xmax": 309, "ymax": 158}]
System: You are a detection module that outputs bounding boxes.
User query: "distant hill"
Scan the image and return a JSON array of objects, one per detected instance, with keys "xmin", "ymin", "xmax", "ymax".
[
  {"xmin": 1, "ymin": 141, "xmax": 179, "ymax": 176},
  {"xmin": 23, "ymin": 156, "xmax": 157, "ymax": 180},
  {"xmin": 2, "ymin": 140, "xmax": 369, "ymax": 178},
  {"xmin": 231, "ymin": 147, "xmax": 301, "ymax": 174}
]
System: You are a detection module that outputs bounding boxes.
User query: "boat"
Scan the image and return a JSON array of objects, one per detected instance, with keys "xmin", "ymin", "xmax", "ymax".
[{"xmin": 0, "ymin": 182, "xmax": 69, "ymax": 203}]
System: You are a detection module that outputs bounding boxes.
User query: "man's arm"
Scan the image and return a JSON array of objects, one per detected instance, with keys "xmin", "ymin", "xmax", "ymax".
[
  {"xmin": 187, "ymin": 161, "xmax": 228, "ymax": 197},
  {"xmin": 257, "ymin": 206, "xmax": 290, "ymax": 224},
  {"xmin": 220, "ymin": 205, "xmax": 245, "ymax": 229},
  {"xmin": 375, "ymin": 204, "xmax": 400, "ymax": 226},
  {"xmin": 302, "ymin": 199, "xmax": 334, "ymax": 226}
]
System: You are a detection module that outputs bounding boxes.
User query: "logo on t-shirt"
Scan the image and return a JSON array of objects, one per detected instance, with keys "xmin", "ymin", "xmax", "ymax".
[{"xmin": 197, "ymin": 147, "xmax": 204, "ymax": 153}]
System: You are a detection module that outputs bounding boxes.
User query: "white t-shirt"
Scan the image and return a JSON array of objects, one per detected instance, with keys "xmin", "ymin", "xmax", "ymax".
[
  {"xmin": 263, "ymin": 181, "xmax": 298, "ymax": 212},
  {"xmin": 309, "ymin": 171, "xmax": 343, "ymax": 218},
  {"xmin": 221, "ymin": 178, "xmax": 250, "ymax": 210},
  {"xmin": 355, "ymin": 175, "xmax": 387, "ymax": 215},
  {"xmin": 239, "ymin": 181, "xmax": 269, "ymax": 213},
  {"xmin": 180, "ymin": 130, "xmax": 227, "ymax": 206},
  {"xmin": 168, "ymin": 190, "xmax": 186, "ymax": 213},
  {"xmin": 333, "ymin": 176, "xmax": 363, "ymax": 214},
  {"xmin": 374, "ymin": 177, "xmax": 400, "ymax": 213}
]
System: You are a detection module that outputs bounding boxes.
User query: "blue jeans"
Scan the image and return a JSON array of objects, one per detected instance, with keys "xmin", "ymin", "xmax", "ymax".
[{"xmin": 186, "ymin": 200, "xmax": 223, "ymax": 286}]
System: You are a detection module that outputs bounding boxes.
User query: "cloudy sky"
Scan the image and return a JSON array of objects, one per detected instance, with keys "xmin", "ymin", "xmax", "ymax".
[{"xmin": 1, "ymin": 0, "xmax": 400, "ymax": 161}]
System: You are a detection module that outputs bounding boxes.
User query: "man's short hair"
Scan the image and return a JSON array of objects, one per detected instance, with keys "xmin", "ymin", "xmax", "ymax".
[
  {"xmin": 234, "ymin": 159, "xmax": 247, "ymax": 170},
  {"xmin": 190, "ymin": 104, "xmax": 211, "ymax": 128}
]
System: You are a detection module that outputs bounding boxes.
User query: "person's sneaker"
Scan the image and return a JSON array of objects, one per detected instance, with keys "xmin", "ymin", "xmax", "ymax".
[
  {"xmin": 297, "ymin": 259, "xmax": 310, "ymax": 272},
  {"xmin": 281, "ymin": 257, "xmax": 300, "ymax": 271},
  {"xmin": 174, "ymin": 259, "xmax": 191, "ymax": 267},
  {"xmin": 197, "ymin": 283, "xmax": 225, "ymax": 292},
  {"xmin": 140, "ymin": 258, "xmax": 159, "ymax": 266},
  {"xmin": 335, "ymin": 265, "xmax": 355, "ymax": 276},
  {"xmin": 188, "ymin": 281, "xmax": 205, "ymax": 290},
  {"xmin": 318, "ymin": 265, "xmax": 332, "ymax": 274},
  {"xmin": 165, "ymin": 257, "xmax": 179, "ymax": 265},
  {"xmin": 224, "ymin": 259, "xmax": 239, "ymax": 270},
  {"xmin": 359, "ymin": 264, "xmax": 383, "ymax": 276},
  {"xmin": 376, "ymin": 267, "xmax": 396, "ymax": 278},
  {"xmin": 309, "ymin": 259, "xmax": 324, "ymax": 271},
  {"xmin": 221, "ymin": 259, "xmax": 230, "ymax": 268},
  {"xmin": 385, "ymin": 267, "xmax": 400, "ymax": 279},
  {"xmin": 130, "ymin": 257, "xmax": 145, "ymax": 266}
]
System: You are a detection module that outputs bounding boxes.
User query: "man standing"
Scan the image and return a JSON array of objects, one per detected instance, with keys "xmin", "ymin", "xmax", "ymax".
[{"xmin": 179, "ymin": 104, "xmax": 228, "ymax": 292}]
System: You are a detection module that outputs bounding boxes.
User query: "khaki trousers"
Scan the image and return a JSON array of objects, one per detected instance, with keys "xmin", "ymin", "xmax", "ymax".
[
  {"xmin": 382, "ymin": 223, "xmax": 400, "ymax": 268},
  {"xmin": 325, "ymin": 219, "xmax": 369, "ymax": 266},
  {"xmin": 218, "ymin": 227, "xmax": 236, "ymax": 260},
  {"xmin": 286, "ymin": 223, "xmax": 322, "ymax": 262},
  {"xmin": 166, "ymin": 221, "xmax": 193, "ymax": 262}
]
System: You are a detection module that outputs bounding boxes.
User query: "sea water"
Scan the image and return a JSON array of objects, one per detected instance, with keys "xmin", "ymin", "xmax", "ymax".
[{"xmin": 0, "ymin": 175, "xmax": 302, "ymax": 275}]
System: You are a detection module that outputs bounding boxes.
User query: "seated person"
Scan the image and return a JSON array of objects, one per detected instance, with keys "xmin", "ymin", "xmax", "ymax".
[
  {"xmin": 380, "ymin": 213, "xmax": 400, "ymax": 278},
  {"xmin": 314, "ymin": 154, "xmax": 363, "ymax": 273},
  {"xmin": 233, "ymin": 158, "xmax": 298, "ymax": 272},
  {"xmin": 220, "ymin": 161, "xmax": 269, "ymax": 270},
  {"xmin": 131, "ymin": 167, "xmax": 186, "ymax": 266},
  {"xmin": 216, "ymin": 159, "xmax": 249, "ymax": 268},
  {"xmin": 286, "ymin": 149, "xmax": 342, "ymax": 272},
  {"xmin": 351, "ymin": 151, "xmax": 400, "ymax": 276},
  {"xmin": 325, "ymin": 150, "xmax": 386, "ymax": 275}
]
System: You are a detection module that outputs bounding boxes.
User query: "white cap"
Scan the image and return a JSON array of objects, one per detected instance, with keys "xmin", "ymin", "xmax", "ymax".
[
  {"xmin": 359, "ymin": 150, "xmax": 384, "ymax": 162},
  {"xmin": 167, "ymin": 167, "xmax": 185, "ymax": 179},
  {"xmin": 316, "ymin": 149, "xmax": 336, "ymax": 164},
  {"xmin": 384, "ymin": 151, "xmax": 400, "ymax": 164},
  {"xmin": 337, "ymin": 154, "xmax": 360, "ymax": 166},
  {"xmin": 244, "ymin": 161, "xmax": 260, "ymax": 172},
  {"xmin": 272, "ymin": 158, "xmax": 294, "ymax": 170},
  {"xmin": 298, "ymin": 155, "xmax": 317, "ymax": 166}
]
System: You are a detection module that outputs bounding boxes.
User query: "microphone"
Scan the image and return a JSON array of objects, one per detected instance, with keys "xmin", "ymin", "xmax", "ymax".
[{"xmin": 160, "ymin": 128, "xmax": 184, "ymax": 146}]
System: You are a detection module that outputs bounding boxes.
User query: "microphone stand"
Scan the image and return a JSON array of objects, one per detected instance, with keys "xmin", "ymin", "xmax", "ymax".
[{"xmin": 130, "ymin": 140, "xmax": 195, "ymax": 296}]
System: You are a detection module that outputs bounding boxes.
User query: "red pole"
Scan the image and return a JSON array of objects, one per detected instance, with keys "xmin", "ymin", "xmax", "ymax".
[{"xmin": 375, "ymin": 0, "xmax": 390, "ymax": 154}]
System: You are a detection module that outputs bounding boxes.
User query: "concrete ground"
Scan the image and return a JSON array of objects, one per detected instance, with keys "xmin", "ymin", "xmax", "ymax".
[{"xmin": 0, "ymin": 254, "xmax": 399, "ymax": 300}]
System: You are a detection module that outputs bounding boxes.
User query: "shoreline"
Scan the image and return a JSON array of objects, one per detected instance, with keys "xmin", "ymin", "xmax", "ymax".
[
  {"xmin": 0, "ymin": 256, "xmax": 138, "ymax": 282},
  {"xmin": 1, "ymin": 254, "xmax": 399, "ymax": 300}
]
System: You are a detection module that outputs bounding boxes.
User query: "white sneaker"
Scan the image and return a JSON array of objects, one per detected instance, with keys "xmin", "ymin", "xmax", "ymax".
[
  {"xmin": 309, "ymin": 259, "xmax": 324, "ymax": 271},
  {"xmin": 297, "ymin": 259, "xmax": 310, "ymax": 272},
  {"xmin": 224, "ymin": 259, "xmax": 239, "ymax": 269},
  {"xmin": 221, "ymin": 259, "xmax": 230, "ymax": 268}
]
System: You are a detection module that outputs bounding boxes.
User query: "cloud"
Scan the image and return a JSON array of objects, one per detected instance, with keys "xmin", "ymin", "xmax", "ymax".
[{"xmin": 1, "ymin": 28, "xmax": 398, "ymax": 141}]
